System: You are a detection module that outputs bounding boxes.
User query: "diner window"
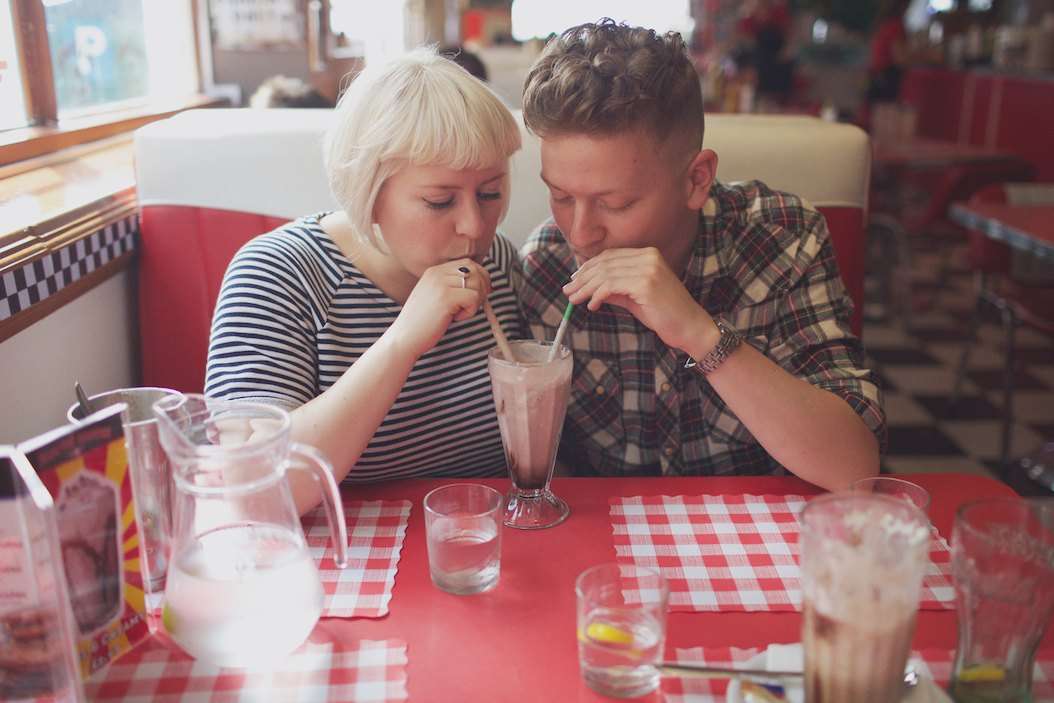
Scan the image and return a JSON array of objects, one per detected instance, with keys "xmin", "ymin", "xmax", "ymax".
[
  {"xmin": 43, "ymin": 0, "xmax": 198, "ymax": 116},
  {"xmin": 2, "ymin": 0, "xmax": 199, "ymax": 161},
  {"xmin": 43, "ymin": 0, "xmax": 150, "ymax": 115},
  {"xmin": 0, "ymin": 5, "xmax": 29, "ymax": 130}
]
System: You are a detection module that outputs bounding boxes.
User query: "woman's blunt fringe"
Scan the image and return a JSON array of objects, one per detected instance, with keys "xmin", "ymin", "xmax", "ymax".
[{"xmin": 324, "ymin": 47, "xmax": 521, "ymax": 250}]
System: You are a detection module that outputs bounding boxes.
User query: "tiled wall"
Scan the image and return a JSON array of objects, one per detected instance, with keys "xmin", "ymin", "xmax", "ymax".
[{"xmin": 0, "ymin": 214, "xmax": 138, "ymax": 321}]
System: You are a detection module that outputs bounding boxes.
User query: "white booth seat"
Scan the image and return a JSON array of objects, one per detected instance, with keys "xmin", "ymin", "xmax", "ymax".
[{"xmin": 134, "ymin": 109, "xmax": 869, "ymax": 392}]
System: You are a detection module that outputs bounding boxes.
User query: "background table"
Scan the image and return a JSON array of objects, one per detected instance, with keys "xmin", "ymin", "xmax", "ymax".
[
  {"xmin": 317, "ymin": 473, "xmax": 1035, "ymax": 702},
  {"xmin": 950, "ymin": 201, "xmax": 1054, "ymax": 261}
]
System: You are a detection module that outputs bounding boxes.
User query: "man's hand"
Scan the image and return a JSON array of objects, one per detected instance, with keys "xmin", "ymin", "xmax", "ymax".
[{"xmin": 562, "ymin": 247, "xmax": 719, "ymax": 357}]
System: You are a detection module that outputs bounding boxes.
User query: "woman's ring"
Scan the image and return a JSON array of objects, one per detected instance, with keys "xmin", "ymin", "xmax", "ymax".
[{"xmin": 458, "ymin": 265, "xmax": 470, "ymax": 288}]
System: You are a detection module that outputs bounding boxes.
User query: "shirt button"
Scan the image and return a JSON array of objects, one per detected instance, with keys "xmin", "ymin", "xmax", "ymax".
[
  {"xmin": 660, "ymin": 382, "xmax": 671, "ymax": 393},
  {"xmin": 663, "ymin": 446, "xmax": 675, "ymax": 458},
  {"xmin": 595, "ymin": 385, "xmax": 606, "ymax": 396}
]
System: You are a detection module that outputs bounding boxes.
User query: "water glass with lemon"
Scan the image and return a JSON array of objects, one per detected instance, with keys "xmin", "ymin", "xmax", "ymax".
[
  {"xmin": 575, "ymin": 563, "xmax": 668, "ymax": 698},
  {"xmin": 950, "ymin": 499, "xmax": 1054, "ymax": 703}
]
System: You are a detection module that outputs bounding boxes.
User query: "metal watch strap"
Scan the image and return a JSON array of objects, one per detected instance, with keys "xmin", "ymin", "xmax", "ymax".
[{"xmin": 684, "ymin": 318, "xmax": 743, "ymax": 376}]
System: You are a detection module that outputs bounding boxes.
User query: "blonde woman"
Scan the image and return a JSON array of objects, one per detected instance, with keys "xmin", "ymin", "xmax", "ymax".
[{"xmin": 206, "ymin": 49, "xmax": 523, "ymax": 512}]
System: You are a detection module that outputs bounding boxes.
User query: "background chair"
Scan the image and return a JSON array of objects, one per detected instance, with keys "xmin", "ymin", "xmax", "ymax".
[
  {"xmin": 951, "ymin": 182, "xmax": 1054, "ymax": 479},
  {"xmin": 135, "ymin": 110, "xmax": 871, "ymax": 392},
  {"xmin": 868, "ymin": 156, "xmax": 1034, "ymax": 329}
]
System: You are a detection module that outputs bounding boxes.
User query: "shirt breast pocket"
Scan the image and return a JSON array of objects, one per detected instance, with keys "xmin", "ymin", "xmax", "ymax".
[
  {"xmin": 698, "ymin": 385, "xmax": 757, "ymax": 445},
  {"xmin": 569, "ymin": 357, "xmax": 625, "ymax": 450}
]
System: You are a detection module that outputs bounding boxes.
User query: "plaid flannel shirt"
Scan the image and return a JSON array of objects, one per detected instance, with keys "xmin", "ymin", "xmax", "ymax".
[{"xmin": 518, "ymin": 180, "xmax": 885, "ymax": 477}]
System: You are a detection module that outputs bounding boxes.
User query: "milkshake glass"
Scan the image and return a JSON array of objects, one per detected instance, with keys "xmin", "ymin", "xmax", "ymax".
[
  {"xmin": 800, "ymin": 492, "xmax": 931, "ymax": 703},
  {"xmin": 487, "ymin": 340, "xmax": 572, "ymax": 529}
]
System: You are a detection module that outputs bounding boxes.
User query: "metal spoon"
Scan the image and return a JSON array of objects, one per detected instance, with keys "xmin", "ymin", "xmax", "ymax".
[
  {"xmin": 74, "ymin": 381, "xmax": 94, "ymax": 418},
  {"xmin": 660, "ymin": 662, "xmax": 802, "ymax": 682},
  {"xmin": 660, "ymin": 661, "xmax": 921, "ymax": 688}
]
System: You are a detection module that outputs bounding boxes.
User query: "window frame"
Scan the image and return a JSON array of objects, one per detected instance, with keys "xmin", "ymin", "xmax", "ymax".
[{"xmin": 2, "ymin": 0, "xmax": 209, "ymax": 166}]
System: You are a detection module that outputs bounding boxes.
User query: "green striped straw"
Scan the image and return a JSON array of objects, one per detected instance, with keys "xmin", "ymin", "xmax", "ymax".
[{"xmin": 547, "ymin": 301, "xmax": 574, "ymax": 362}]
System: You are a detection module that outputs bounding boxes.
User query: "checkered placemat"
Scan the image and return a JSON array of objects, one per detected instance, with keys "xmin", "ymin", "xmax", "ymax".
[
  {"xmin": 86, "ymin": 635, "xmax": 408, "ymax": 702},
  {"xmin": 610, "ymin": 495, "xmax": 955, "ymax": 612},
  {"xmin": 663, "ymin": 646, "xmax": 760, "ymax": 702},
  {"xmin": 665, "ymin": 646, "xmax": 1054, "ymax": 703},
  {"xmin": 303, "ymin": 500, "xmax": 411, "ymax": 618}
]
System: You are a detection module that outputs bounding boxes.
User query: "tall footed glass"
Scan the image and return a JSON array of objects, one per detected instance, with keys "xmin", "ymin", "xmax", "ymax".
[
  {"xmin": 950, "ymin": 499, "xmax": 1054, "ymax": 703},
  {"xmin": 152, "ymin": 394, "xmax": 348, "ymax": 667},
  {"xmin": 488, "ymin": 340, "xmax": 572, "ymax": 529}
]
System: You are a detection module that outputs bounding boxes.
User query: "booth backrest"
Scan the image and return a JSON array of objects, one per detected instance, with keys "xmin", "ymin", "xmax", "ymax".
[{"xmin": 135, "ymin": 109, "xmax": 869, "ymax": 392}]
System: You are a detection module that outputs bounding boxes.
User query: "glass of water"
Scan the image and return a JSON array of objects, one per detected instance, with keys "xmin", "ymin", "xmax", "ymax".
[
  {"xmin": 576, "ymin": 563, "xmax": 668, "ymax": 698},
  {"xmin": 423, "ymin": 484, "xmax": 503, "ymax": 595}
]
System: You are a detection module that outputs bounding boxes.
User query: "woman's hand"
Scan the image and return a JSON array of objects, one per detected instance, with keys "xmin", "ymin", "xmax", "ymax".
[{"xmin": 390, "ymin": 258, "xmax": 492, "ymax": 359}]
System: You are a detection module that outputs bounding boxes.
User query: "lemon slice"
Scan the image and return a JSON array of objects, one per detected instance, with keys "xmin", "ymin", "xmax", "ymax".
[
  {"xmin": 162, "ymin": 603, "xmax": 176, "ymax": 634},
  {"xmin": 956, "ymin": 664, "xmax": 1007, "ymax": 683},
  {"xmin": 583, "ymin": 621, "xmax": 635, "ymax": 646}
]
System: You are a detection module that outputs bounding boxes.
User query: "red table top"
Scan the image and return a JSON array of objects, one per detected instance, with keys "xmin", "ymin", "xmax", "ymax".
[
  {"xmin": 872, "ymin": 137, "xmax": 1019, "ymax": 169},
  {"xmin": 315, "ymin": 473, "xmax": 1042, "ymax": 702},
  {"xmin": 952, "ymin": 202, "xmax": 1054, "ymax": 249}
]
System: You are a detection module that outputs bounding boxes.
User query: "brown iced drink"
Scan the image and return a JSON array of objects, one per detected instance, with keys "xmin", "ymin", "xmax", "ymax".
[
  {"xmin": 799, "ymin": 493, "xmax": 931, "ymax": 703},
  {"xmin": 803, "ymin": 600, "xmax": 917, "ymax": 703},
  {"xmin": 488, "ymin": 341, "xmax": 571, "ymax": 491}
]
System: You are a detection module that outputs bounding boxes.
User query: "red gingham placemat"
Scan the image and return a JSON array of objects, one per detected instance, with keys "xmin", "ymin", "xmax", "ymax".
[
  {"xmin": 663, "ymin": 646, "xmax": 760, "ymax": 702},
  {"xmin": 665, "ymin": 646, "xmax": 1054, "ymax": 703},
  {"xmin": 85, "ymin": 635, "xmax": 408, "ymax": 702},
  {"xmin": 610, "ymin": 495, "xmax": 955, "ymax": 612},
  {"xmin": 303, "ymin": 500, "xmax": 411, "ymax": 618}
]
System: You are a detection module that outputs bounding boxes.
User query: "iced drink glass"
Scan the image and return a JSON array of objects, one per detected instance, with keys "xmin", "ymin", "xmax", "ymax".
[
  {"xmin": 68, "ymin": 386, "xmax": 183, "ymax": 629},
  {"xmin": 800, "ymin": 492, "xmax": 931, "ymax": 703},
  {"xmin": 576, "ymin": 563, "xmax": 668, "ymax": 698},
  {"xmin": 949, "ymin": 499, "xmax": 1054, "ymax": 703},
  {"xmin": 487, "ymin": 340, "xmax": 571, "ymax": 529},
  {"xmin": 424, "ymin": 484, "xmax": 503, "ymax": 595}
]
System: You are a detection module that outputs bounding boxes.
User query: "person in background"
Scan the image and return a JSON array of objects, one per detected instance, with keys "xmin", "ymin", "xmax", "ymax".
[
  {"xmin": 517, "ymin": 20, "xmax": 883, "ymax": 491},
  {"xmin": 206, "ymin": 49, "xmax": 523, "ymax": 513},
  {"xmin": 867, "ymin": 0, "xmax": 912, "ymax": 106},
  {"xmin": 439, "ymin": 45, "xmax": 489, "ymax": 82},
  {"xmin": 249, "ymin": 75, "xmax": 334, "ymax": 108},
  {"xmin": 735, "ymin": 0, "xmax": 795, "ymax": 109}
]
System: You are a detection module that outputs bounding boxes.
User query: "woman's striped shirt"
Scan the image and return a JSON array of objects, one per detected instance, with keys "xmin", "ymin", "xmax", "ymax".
[{"xmin": 205, "ymin": 214, "xmax": 523, "ymax": 482}]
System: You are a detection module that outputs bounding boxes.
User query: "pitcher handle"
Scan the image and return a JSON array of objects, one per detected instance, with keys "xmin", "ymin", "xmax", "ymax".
[{"xmin": 289, "ymin": 442, "xmax": 349, "ymax": 569}]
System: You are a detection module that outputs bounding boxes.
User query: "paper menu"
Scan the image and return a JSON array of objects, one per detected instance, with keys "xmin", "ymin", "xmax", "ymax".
[
  {"xmin": 16, "ymin": 404, "xmax": 150, "ymax": 680},
  {"xmin": 0, "ymin": 448, "xmax": 84, "ymax": 702}
]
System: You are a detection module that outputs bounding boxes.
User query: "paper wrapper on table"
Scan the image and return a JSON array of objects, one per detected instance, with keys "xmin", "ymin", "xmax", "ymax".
[
  {"xmin": 17, "ymin": 405, "xmax": 151, "ymax": 680},
  {"xmin": 0, "ymin": 448, "xmax": 86, "ymax": 702}
]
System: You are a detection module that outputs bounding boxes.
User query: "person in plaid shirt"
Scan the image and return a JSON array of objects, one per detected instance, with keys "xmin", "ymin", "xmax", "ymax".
[{"xmin": 518, "ymin": 19, "xmax": 884, "ymax": 489}]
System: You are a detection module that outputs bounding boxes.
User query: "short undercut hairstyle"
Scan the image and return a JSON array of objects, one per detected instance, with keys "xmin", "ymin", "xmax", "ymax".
[{"xmin": 522, "ymin": 18, "xmax": 703, "ymax": 149}]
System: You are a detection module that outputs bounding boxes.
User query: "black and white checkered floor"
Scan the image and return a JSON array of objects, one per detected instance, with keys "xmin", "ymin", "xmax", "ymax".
[{"xmin": 862, "ymin": 247, "xmax": 1054, "ymax": 486}]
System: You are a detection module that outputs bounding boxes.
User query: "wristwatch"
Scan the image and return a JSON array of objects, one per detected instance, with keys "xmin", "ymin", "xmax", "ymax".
[{"xmin": 684, "ymin": 318, "xmax": 743, "ymax": 376}]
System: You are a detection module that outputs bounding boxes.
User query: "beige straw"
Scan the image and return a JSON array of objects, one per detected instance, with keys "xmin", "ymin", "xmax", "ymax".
[{"xmin": 483, "ymin": 299, "xmax": 515, "ymax": 361}]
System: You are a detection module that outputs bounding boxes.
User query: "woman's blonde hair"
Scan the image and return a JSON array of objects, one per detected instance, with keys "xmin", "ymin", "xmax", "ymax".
[{"xmin": 324, "ymin": 47, "xmax": 521, "ymax": 249}]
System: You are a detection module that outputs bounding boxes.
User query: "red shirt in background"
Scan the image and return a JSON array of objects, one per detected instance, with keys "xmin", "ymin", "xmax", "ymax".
[
  {"xmin": 870, "ymin": 18, "xmax": 906, "ymax": 73},
  {"xmin": 738, "ymin": 2, "xmax": 791, "ymax": 41}
]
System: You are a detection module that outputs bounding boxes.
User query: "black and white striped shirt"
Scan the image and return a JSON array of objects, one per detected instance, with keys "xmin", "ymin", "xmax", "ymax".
[{"xmin": 205, "ymin": 214, "xmax": 523, "ymax": 482}]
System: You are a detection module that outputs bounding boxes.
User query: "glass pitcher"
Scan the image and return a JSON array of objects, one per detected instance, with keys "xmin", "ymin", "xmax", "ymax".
[{"xmin": 152, "ymin": 394, "xmax": 348, "ymax": 667}]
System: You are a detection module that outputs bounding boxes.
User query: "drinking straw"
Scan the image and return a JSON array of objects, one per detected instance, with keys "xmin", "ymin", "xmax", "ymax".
[
  {"xmin": 547, "ymin": 301, "xmax": 574, "ymax": 362},
  {"xmin": 483, "ymin": 299, "xmax": 515, "ymax": 361}
]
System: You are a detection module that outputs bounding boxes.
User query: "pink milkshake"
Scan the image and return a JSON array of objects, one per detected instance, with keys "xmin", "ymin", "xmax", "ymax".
[{"xmin": 488, "ymin": 340, "xmax": 572, "ymax": 529}]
